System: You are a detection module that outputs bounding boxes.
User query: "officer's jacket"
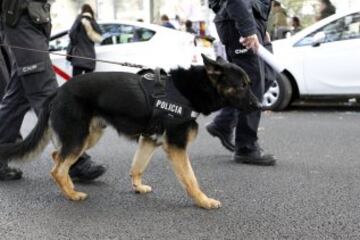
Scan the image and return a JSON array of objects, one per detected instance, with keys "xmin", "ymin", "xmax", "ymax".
[{"xmin": 214, "ymin": 0, "xmax": 271, "ymax": 45}]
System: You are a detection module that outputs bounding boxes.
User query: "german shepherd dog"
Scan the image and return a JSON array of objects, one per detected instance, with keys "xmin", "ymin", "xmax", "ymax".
[{"xmin": 0, "ymin": 55, "xmax": 259, "ymax": 209}]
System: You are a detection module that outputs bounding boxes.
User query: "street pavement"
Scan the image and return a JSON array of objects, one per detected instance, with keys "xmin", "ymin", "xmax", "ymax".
[{"xmin": 1, "ymin": 107, "xmax": 360, "ymax": 240}]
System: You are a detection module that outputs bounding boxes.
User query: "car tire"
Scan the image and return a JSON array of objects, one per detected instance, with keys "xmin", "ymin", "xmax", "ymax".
[{"xmin": 262, "ymin": 73, "xmax": 293, "ymax": 111}]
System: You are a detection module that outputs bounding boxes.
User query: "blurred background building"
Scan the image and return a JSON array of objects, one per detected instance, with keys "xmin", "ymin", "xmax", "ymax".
[
  {"xmin": 51, "ymin": 0, "xmax": 209, "ymax": 31},
  {"xmin": 51, "ymin": 0, "xmax": 360, "ymax": 32}
]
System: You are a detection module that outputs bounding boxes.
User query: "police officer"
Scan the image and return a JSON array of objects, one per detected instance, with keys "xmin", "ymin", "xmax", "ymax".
[
  {"xmin": 0, "ymin": 0, "xmax": 11, "ymax": 100},
  {"xmin": 0, "ymin": 0, "xmax": 24, "ymax": 179},
  {"xmin": 0, "ymin": 0, "xmax": 106, "ymax": 180},
  {"xmin": 206, "ymin": 0, "xmax": 276, "ymax": 166},
  {"xmin": 0, "ymin": 38, "xmax": 10, "ymax": 100}
]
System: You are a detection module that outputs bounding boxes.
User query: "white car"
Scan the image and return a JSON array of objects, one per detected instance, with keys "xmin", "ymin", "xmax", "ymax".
[
  {"xmin": 50, "ymin": 20, "xmax": 215, "ymax": 84},
  {"xmin": 263, "ymin": 9, "xmax": 360, "ymax": 110}
]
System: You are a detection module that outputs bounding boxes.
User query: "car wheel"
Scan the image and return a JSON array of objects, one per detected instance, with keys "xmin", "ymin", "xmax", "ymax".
[{"xmin": 262, "ymin": 73, "xmax": 292, "ymax": 111}]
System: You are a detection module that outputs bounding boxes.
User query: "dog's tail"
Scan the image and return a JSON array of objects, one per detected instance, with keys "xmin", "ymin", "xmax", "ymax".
[{"xmin": 0, "ymin": 92, "xmax": 57, "ymax": 162}]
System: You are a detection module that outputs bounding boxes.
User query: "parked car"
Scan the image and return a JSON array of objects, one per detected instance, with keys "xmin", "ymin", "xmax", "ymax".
[
  {"xmin": 263, "ymin": 9, "xmax": 360, "ymax": 110},
  {"xmin": 50, "ymin": 20, "xmax": 215, "ymax": 84}
]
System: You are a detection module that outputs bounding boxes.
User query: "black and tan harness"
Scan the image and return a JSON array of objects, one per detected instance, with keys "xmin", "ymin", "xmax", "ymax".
[{"xmin": 138, "ymin": 68, "xmax": 199, "ymax": 136}]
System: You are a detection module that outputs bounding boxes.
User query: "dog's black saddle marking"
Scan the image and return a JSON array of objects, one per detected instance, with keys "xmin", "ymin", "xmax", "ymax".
[{"xmin": 138, "ymin": 68, "xmax": 199, "ymax": 136}]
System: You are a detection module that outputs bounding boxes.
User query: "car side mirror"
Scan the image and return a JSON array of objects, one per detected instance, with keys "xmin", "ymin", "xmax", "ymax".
[{"xmin": 312, "ymin": 31, "xmax": 326, "ymax": 47}]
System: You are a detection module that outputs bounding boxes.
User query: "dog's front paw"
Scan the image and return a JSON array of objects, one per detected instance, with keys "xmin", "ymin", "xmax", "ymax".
[
  {"xmin": 196, "ymin": 198, "xmax": 222, "ymax": 209},
  {"xmin": 134, "ymin": 184, "xmax": 152, "ymax": 194},
  {"xmin": 68, "ymin": 191, "xmax": 88, "ymax": 201}
]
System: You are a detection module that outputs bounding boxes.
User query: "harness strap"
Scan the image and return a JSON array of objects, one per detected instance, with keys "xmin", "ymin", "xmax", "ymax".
[{"xmin": 152, "ymin": 68, "xmax": 167, "ymax": 98}]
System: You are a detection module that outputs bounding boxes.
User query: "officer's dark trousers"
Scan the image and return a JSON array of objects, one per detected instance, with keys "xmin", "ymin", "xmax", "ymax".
[
  {"xmin": 0, "ymin": 28, "xmax": 12, "ymax": 100},
  {"xmin": 0, "ymin": 15, "xmax": 58, "ymax": 168},
  {"xmin": 0, "ymin": 62, "xmax": 53, "ymax": 143},
  {"xmin": 212, "ymin": 30, "xmax": 265, "ymax": 151},
  {"xmin": 0, "ymin": 47, "xmax": 10, "ymax": 100}
]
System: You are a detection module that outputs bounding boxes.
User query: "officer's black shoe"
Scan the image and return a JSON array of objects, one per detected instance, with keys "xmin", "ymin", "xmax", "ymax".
[
  {"xmin": 206, "ymin": 123, "xmax": 235, "ymax": 152},
  {"xmin": 69, "ymin": 153, "xmax": 106, "ymax": 181},
  {"xmin": 234, "ymin": 148, "xmax": 276, "ymax": 166},
  {"xmin": 0, "ymin": 165, "xmax": 23, "ymax": 181}
]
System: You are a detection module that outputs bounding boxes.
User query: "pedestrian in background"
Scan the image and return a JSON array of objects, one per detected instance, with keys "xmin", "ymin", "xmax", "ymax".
[
  {"xmin": 185, "ymin": 20, "xmax": 196, "ymax": 34},
  {"xmin": 316, "ymin": 0, "xmax": 336, "ymax": 21},
  {"xmin": 290, "ymin": 16, "xmax": 302, "ymax": 35},
  {"xmin": 0, "ymin": 0, "xmax": 105, "ymax": 181},
  {"xmin": 173, "ymin": 14, "xmax": 182, "ymax": 30},
  {"xmin": 268, "ymin": 1, "xmax": 288, "ymax": 40},
  {"xmin": 206, "ymin": 0, "xmax": 276, "ymax": 166},
  {"xmin": 68, "ymin": 4, "xmax": 103, "ymax": 76},
  {"xmin": 160, "ymin": 15, "xmax": 176, "ymax": 29}
]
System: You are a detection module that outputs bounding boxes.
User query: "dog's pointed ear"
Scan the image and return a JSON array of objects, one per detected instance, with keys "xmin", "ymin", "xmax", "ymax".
[{"xmin": 202, "ymin": 54, "xmax": 223, "ymax": 84}]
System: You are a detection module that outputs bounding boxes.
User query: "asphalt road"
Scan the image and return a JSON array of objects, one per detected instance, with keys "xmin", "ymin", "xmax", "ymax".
[{"xmin": 1, "ymin": 107, "xmax": 360, "ymax": 240}]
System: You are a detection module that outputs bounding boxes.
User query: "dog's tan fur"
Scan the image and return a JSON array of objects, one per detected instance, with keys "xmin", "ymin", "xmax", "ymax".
[
  {"xmin": 51, "ymin": 150, "xmax": 87, "ymax": 201},
  {"xmin": 130, "ymin": 136, "xmax": 157, "ymax": 194},
  {"xmin": 163, "ymin": 145, "xmax": 221, "ymax": 209},
  {"xmin": 50, "ymin": 118, "xmax": 105, "ymax": 201},
  {"xmin": 129, "ymin": 128, "xmax": 221, "ymax": 209},
  {"xmin": 50, "ymin": 124, "xmax": 220, "ymax": 208}
]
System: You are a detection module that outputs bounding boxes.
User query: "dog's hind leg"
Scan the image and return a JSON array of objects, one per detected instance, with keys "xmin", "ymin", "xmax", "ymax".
[
  {"xmin": 163, "ymin": 144, "xmax": 221, "ymax": 209},
  {"xmin": 130, "ymin": 136, "xmax": 157, "ymax": 194},
  {"xmin": 51, "ymin": 151, "xmax": 74, "ymax": 191},
  {"xmin": 51, "ymin": 149, "xmax": 88, "ymax": 201}
]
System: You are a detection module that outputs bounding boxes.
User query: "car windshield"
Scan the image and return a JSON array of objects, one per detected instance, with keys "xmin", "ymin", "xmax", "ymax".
[
  {"xmin": 295, "ymin": 12, "xmax": 360, "ymax": 47},
  {"xmin": 49, "ymin": 23, "xmax": 156, "ymax": 51},
  {"xmin": 100, "ymin": 24, "xmax": 156, "ymax": 45}
]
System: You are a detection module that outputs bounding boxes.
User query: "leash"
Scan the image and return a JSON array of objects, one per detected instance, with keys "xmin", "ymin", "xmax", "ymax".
[{"xmin": 0, "ymin": 43, "xmax": 145, "ymax": 69}]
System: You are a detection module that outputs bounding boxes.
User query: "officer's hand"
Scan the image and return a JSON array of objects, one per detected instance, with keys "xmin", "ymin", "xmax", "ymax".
[{"xmin": 240, "ymin": 34, "xmax": 260, "ymax": 53}]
